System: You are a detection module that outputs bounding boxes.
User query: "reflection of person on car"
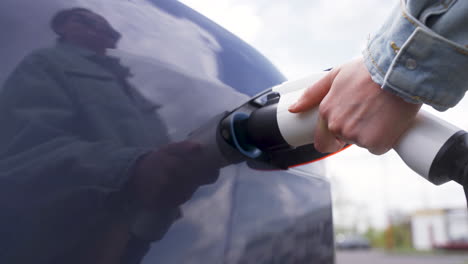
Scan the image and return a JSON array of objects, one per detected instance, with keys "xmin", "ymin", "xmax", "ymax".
[{"xmin": 0, "ymin": 7, "xmax": 218, "ymax": 264}]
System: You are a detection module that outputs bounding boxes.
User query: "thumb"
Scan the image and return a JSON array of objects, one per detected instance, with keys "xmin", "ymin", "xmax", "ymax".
[{"xmin": 288, "ymin": 70, "xmax": 337, "ymax": 113}]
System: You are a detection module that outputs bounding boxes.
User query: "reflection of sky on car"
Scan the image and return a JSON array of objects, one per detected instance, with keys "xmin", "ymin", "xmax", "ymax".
[
  {"xmin": 16, "ymin": 0, "xmax": 251, "ymax": 140},
  {"xmin": 79, "ymin": 1, "xmax": 332, "ymax": 261},
  {"xmin": 0, "ymin": 1, "xmax": 56, "ymax": 85},
  {"xmin": 181, "ymin": 0, "xmax": 468, "ymax": 230},
  {"xmin": 212, "ymin": 165, "xmax": 332, "ymax": 264},
  {"xmin": 0, "ymin": 0, "xmax": 253, "ymax": 146},
  {"xmin": 86, "ymin": 0, "xmax": 223, "ymax": 81},
  {"xmin": 111, "ymin": 49, "xmax": 249, "ymax": 140},
  {"xmin": 141, "ymin": 164, "xmax": 333, "ymax": 263},
  {"xmin": 1, "ymin": 0, "xmax": 334, "ymax": 262}
]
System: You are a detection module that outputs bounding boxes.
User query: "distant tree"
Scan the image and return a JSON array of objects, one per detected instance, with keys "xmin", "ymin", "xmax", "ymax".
[
  {"xmin": 391, "ymin": 222, "xmax": 412, "ymax": 249},
  {"xmin": 364, "ymin": 227, "xmax": 386, "ymax": 248}
]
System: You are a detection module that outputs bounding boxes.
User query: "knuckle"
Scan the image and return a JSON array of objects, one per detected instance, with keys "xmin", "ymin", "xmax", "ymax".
[
  {"xmin": 369, "ymin": 146, "xmax": 389, "ymax": 155},
  {"xmin": 318, "ymin": 103, "xmax": 330, "ymax": 118},
  {"xmin": 356, "ymin": 136, "xmax": 375, "ymax": 150},
  {"xmin": 327, "ymin": 120, "xmax": 341, "ymax": 135},
  {"xmin": 358, "ymin": 136, "xmax": 390, "ymax": 155},
  {"xmin": 341, "ymin": 121, "xmax": 359, "ymax": 142},
  {"xmin": 328, "ymin": 117, "xmax": 354, "ymax": 140},
  {"xmin": 303, "ymin": 85, "xmax": 316, "ymax": 97},
  {"xmin": 314, "ymin": 142, "xmax": 328, "ymax": 153}
]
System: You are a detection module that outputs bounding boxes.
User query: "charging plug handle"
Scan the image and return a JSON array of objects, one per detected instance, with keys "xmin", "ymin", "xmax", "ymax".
[{"xmin": 429, "ymin": 131, "xmax": 468, "ymax": 185}]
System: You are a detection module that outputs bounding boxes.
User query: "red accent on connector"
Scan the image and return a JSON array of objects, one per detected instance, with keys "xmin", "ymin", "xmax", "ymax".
[
  {"xmin": 288, "ymin": 144, "xmax": 353, "ymax": 168},
  {"xmin": 252, "ymin": 144, "xmax": 353, "ymax": 171}
]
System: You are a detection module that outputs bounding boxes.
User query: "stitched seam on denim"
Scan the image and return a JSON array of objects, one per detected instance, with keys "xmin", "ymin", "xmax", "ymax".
[
  {"xmin": 402, "ymin": 1, "xmax": 468, "ymax": 56},
  {"xmin": 426, "ymin": 29, "xmax": 468, "ymax": 55},
  {"xmin": 408, "ymin": 95, "xmax": 438, "ymax": 105},
  {"xmin": 402, "ymin": 11, "xmax": 418, "ymax": 27},
  {"xmin": 365, "ymin": 38, "xmax": 385, "ymax": 77},
  {"xmin": 384, "ymin": 28, "xmax": 448, "ymax": 107},
  {"xmin": 384, "ymin": 80, "xmax": 449, "ymax": 107},
  {"xmin": 390, "ymin": 42, "xmax": 401, "ymax": 54}
]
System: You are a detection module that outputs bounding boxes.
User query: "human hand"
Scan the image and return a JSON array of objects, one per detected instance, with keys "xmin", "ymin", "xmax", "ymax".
[
  {"xmin": 288, "ymin": 58, "xmax": 422, "ymax": 155},
  {"xmin": 130, "ymin": 141, "xmax": 219, "ymax": 210}
]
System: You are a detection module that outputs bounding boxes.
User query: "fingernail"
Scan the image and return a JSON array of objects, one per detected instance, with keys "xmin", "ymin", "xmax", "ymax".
[{"xmin": 288, "ymin": 103, "xmax": 297, "ymax": 111}]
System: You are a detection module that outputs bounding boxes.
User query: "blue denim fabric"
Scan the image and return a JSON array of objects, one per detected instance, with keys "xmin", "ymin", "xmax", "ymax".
[{"xmin": 363, "ymin": 0, "xmax": 468, "ymax": 111}]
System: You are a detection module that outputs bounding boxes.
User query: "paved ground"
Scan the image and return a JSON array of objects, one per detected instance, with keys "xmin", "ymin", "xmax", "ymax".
[{"xmin": 336, "ymin": 249, "xmax": 468, "ymax": 264}]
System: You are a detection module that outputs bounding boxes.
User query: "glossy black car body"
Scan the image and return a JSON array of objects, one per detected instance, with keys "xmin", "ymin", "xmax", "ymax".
[{"xmin": 0, "ymin": 0, "xmax": 334, "ymax": 263}]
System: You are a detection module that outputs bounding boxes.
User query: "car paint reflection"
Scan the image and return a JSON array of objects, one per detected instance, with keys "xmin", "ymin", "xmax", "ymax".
[{"xmin": 0, "ymin": 0, "xmax": 334, "ymax": 263}]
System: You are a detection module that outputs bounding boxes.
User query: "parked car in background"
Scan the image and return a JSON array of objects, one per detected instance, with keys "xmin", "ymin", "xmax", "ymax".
[
  {"xmin": 0, "ymin": 0, "xmax": 335, "ymax": 263},
  {"xmin": 336, "ymin": 234, "xmax": 371, "ymax": 250}
]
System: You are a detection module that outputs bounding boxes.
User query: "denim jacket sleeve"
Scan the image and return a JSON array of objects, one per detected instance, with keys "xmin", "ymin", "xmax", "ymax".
[{"xmin": 363, "ymin": 0, "xmax": 468, "ymax": 111}]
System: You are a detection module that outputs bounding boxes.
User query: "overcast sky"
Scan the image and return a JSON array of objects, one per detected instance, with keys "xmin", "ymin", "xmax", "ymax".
[{"xmin": 179, "ymin": 0, "xmax": 468, "ymax": 230}]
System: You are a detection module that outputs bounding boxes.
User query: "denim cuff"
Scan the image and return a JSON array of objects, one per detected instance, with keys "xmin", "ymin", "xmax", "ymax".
[{"xmin": 363, "ymin": 1, "xmax": 468, "ymax": 111}]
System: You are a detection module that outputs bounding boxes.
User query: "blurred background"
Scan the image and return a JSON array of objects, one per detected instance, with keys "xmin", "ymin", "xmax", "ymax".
[{"xmin": 179, "ymin": 0, "xmax": 468, "ymax": 258}]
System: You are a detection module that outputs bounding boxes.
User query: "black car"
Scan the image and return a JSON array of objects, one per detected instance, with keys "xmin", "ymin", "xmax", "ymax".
[{"xmin": 0, "ymin": 0, "xmax": 335, "ymax": 263}]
